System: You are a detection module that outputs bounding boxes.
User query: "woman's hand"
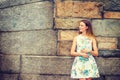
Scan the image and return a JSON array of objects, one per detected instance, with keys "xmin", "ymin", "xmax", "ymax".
[
  {"xmin": 78, "ymin": 51, "xmax": 89, "ymax": 58},
  {"xmin": 81, "ymin": 53, "xmax": 89, "ymax": 58},
  {"xmin": 81, "ymin": 49, "xmax": 90, "ymax": 53}
]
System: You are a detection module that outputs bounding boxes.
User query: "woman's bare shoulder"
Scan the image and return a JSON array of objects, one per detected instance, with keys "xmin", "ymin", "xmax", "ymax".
[{"xmin": 89, "ymin": 36, "xmax": 96, "ymax": 41}]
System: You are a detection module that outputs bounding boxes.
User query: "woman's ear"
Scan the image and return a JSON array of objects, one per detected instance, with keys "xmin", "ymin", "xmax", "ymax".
[{"xmin": 86, "ymin": 26, "xmax": 88, "ymax": 29}]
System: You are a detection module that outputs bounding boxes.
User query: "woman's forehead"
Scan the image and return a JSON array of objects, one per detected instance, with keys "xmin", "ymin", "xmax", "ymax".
[{"xmin": 80, "ymin": 22, "xmax": 86, "ymax": 25}]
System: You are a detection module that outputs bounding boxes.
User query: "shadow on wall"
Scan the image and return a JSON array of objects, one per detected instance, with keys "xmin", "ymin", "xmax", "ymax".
[{"xmin": 0, "ymin": 54, "xmax": 20, "ymax": 80}]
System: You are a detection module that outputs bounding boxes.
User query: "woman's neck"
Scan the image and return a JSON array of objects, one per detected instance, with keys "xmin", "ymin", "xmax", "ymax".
[{"xmin": 81, "ymin": 31, "xmax": 87, "ymax": 36}]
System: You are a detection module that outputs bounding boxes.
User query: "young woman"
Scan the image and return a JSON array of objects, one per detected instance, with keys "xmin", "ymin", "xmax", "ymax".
[{"xmin": 71, "ymin": 20, "xmax": 100, "ymax": 80}]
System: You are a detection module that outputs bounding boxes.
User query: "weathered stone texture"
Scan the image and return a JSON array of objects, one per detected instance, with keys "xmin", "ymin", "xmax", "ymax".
[
  {"xmin": 21, "ymin": 56, "xmax": 120, "ymax": 76},
  {"xmin": 97, "ymin": 37, "xmax": 117, "ymax": 49},
  {"xmin": 104, "ymin": 0, "xmax": 120, "ymax": 11},
  {"xmin": 99, "ymin": 50, "xmax": 120, "ymax": 58},
  {"xmin": 0, "ymin": 55, "xmax": 20, "ymax": 73},
  {"xmin": 96, "ymin": 57, "xmax": 120, "ymax": 75},
  {"xmin": 0, "ymin": 2, "xmax": 53, "ymax": 31},
  {"xmin": 104, "ymin": 12, "xmax": 120, "ymax": 19},
  {"xmin": 58, "ymin": 41, "xmax": 72, "ymax": 56},
  {"xmin": 0, "ymin": 74, "xmax": 19, "ymax": 80},
  {"xmin": 0, "ymin": 0, "xmax": 52, "ymax": 9},
  {"xmin": 105, "ymin": 76, "xmax": 120, "ymax": 80},
  {"xmin": 98, "ymin": 42, "xmax": 117, "ymax": 50},
  {"xmin": 58, "ymin": 30, "xmax": 78, "ymax": 41},
  {"xmin": 55, "ymin": 18, "xmax": 88, "ymax": 29},
  {"xmin": 20, "ymin": 74, "xmax": 75, "ymax": 80},
  {"xmin": 55, "ymin": 1, "xmax": 102, "ymax": 18},
  {"xmin": 0, "ymin": 30, "xmax": 57, "ymax": 55},
  {"xmin": 20, "ymin": 74, "xmax": 104, "ymax": 80},
  {"xmin": 21, "ymin": 56, "xmax": 73, "ymax": 74},
  {"xmin": 97, "ymin": 37, "xmax": 117, "ymax": 43},
  {"xmin": 92, "ymin": 19, "xmax": 120, "ymax": 37}
]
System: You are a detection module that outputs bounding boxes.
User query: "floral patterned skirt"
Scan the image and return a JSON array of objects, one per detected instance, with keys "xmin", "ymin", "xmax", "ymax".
[{"xmin": 71, "ymin": 55, "xmax": 100, "ymax": 79}]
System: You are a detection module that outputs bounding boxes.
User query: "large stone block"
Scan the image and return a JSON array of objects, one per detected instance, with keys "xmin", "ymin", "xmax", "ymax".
[
  {"xmin": 98, "ymin": 42, "xmax": 117, "ymax": 50},
  {"xmin": 0, "ymin": 2, "xmax": 53, "ymax": 31},
  {"xmin": 72, "ymin": 1, "xmax": 102, "ymax": 18},
  {"xmin": 96, "ymin": 57, "xmax": 120, "ymax": 75},
  {"xmin": 0, "ymin": 30, "xmax": 57, "ymax": 55},
  {"xmin": 21, "ymin": 56, "xmax": 120, "ymax": 76},
  {"xmin": 0, "ymin": 0, "xmax": 52, "ymax": 9},
  {"xmin": 55, "ymin": 1, "xmax": 102, "ymax": 18},
  {"xmin": 104, "ymin": 0, "xmax": 120, "ymax": 11},
  {"xmin": 21, "ymin": 56, "xmax": 73, "ymax": 74},
  {"xmin": 58, "ymin": 30, "xmax": 78, "ymax": 41},
  {"xmin": 92, "ymin": 19, "xmax": 120, "ymax": 37},
  {"xmin": 55, "ymin": 18, "xmax": 82, "ymax": 29},
  {"xmin": 0, "ymin": 0, "xmax": 10, "ymax": 9},
  {"xmin": 105, "ymin": 76, "xmax": 120, "ymax": 80},
  {"xmin": 99, "ymin": 50, "xmax": 120, "ymax": 58},
  {"xmin": 0, "ymin": 74, "xmax": 19, "ymax": 80},
  {"xmin": 104, "ymin": 12, "xmax": 120, "ymax": 19},
  {"xmin": 20, "ymin": 74, "xmax": 75, "ymax": 80},
  {"xmin": 96, "ymin": 37, "xmax": 117, "ymax": 43},
  {"xmin": 20, "ymin": 74, "xmax": 105, "ymax": 80},
  {"xmin": 0, "ymin": 55, "xmax": 20, "ymax": 73},
  {"xmin": 58, "ymin": 41, "xmax": 72, "ymax": 56},
  {"xmin": 55, "ymin": 18, "xmax": 88, "ymax": 29}
]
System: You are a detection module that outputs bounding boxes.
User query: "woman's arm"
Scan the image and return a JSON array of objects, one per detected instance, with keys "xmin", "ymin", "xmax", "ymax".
[
  {"xmin": 90, "ymin": 38, "xmax": 99, "ymax": 56},
  {"xmin": 70, "ymin": 37, "xmax": 80, "ymax": 56}
]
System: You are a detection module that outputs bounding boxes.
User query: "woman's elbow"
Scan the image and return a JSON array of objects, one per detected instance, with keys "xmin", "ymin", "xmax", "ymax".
[
  {"xmin": 70, "ymin": 52, "xmax": 74, "ymax": 56},
  {"xmin": 94, "ymin": 52, "xmax": 99, "ymax": 57}
]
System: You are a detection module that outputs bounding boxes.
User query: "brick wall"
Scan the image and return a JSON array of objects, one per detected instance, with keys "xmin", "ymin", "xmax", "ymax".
[{"xmin": 0, "ymin": 0, "xmax": 120, "ymax": 80}]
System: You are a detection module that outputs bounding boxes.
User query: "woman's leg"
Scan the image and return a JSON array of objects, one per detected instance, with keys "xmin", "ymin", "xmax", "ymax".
[
  {"xmin": 79, "ymin": 78, "xmax": 86, "ymax": 80},
  {"xmin": 86, "ymin": 78, "xmax": 92, "ymax": 80}
]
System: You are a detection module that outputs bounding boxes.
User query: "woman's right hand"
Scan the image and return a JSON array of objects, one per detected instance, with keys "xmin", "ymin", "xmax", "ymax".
[{"xmin": 79, "ymin": 52, "xmax": 89, "ymax": 58}]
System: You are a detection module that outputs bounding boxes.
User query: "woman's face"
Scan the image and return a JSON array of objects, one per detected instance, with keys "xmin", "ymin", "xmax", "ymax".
[{"xmin": 79, "ymin": 22, "xmax": 88, "ymax": 32}]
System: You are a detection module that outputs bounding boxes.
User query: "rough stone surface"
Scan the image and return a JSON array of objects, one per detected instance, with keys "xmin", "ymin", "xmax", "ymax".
[
  {"xmin": 92, "ymin": 19, "xmax": 120, "ymax": 37},
  {"xmin": 58, "ymin": 30, "xmax": 78, "ymax": 41},
  {"xmin": 105, "ymin": 76, "xmax": 120, "ymax": 80},
  {"xmin": 0, "ymin": 30, "xmax": 57, "ymax": 55},
  {"xmin": 21, "ymin": 56, "xmax": 73, "ymax": 74},
  {"xmin": 21, "ymin": 55, "xmax": 120, "ymax": 75},
  {"xmin": 0, "ymin": 74, "xmax": 19, "ymax": 80},
  {"xmin": 99, "ymin": 50, "xmax": 120, "ymax": 58},
  {"xmin": 104, "ymin": 0, "xmax": 120, "ymax": 11},
  {"xmin": 20, "ymin": 74, "xmax": 104, "ymax": 80},
  {"xmin": 104, "ymin": 12, "xmax": 120, "ymax": 19},
  {"xmin": 58, "ymin": 41, "xmax": 72, "ymax": 56},
  {"xmin": 97, "ymin": 37, "xmax": 117, "ymax": 49},
  {"xmin": 0, "ymin": 55, "xmax": 20, "ymax": 73},
  {"xmin": 96, "ymin": 57, "xmax": 120, "ymax": 75},
  {"xmin": 98, "ymin": 42, "xmax": 117, "ymax": 50},
  {"xmin": 20, "ymin": 74, "xmax": 74, "ymax": 80},
  {"xmin": 0, "ymin": 0, "xmax": 52, "ymax": 8},
  {"xmin": 0, "ymin": 2, "xmax": 53, "ymax": 31},
  {"xmin": 96, "ymin": 37, "xmax": 117, "ymax": 43},
  {"xmin": 55, "ymin": 1, "xmax": 102, "ymax": 18},
  {"xmin": 55, "ymin": 18, "xmax": 89, "ymax": 29}
]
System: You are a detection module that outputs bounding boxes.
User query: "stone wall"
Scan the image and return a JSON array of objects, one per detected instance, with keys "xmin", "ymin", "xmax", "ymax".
[{"xmin": 0, "ymin": 0, "xmax": 120, "ymax": 80}]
